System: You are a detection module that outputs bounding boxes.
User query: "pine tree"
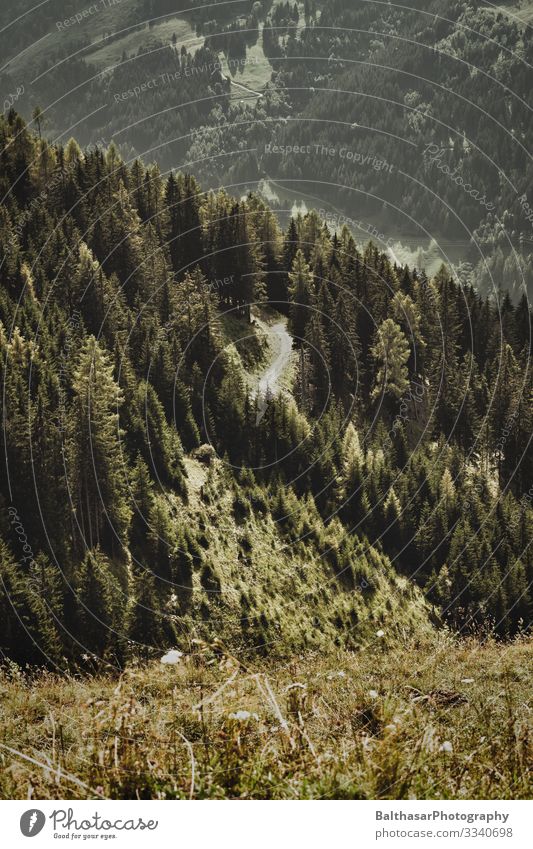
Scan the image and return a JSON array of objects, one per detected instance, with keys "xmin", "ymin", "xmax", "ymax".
[
  {"xmin": 0, "ymin": 542, "xmax": 63, "ymax": 664},
  {"xmin": 76, "ymin": 548, "xmax": 126, "ymax": 658},
  {"xmin": 246, "ymin": 193, "xmax": 285, "ymax": 305},
  {"xmin": 288, "ymin": 249, "xmax": 313, "ymax": 343},
  {"xmin": 371, "ymin": 318, "xmax": 410, "ymax": 406},
  {"xmin": 304, "ymin": 311, "xmax": 330, "ymax": 411},
  {"xmin": 430, "ymin": 266, "xmax": 462, "ymax": 438},
  {"xmin": 70, "ymin": 336, "xmax": 132, "ymax": 555}
]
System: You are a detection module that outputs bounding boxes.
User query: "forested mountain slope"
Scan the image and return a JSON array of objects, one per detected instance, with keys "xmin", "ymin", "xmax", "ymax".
[{"xmin": 0, "ymin": 112, "xmax": 532, "ymax": 668}]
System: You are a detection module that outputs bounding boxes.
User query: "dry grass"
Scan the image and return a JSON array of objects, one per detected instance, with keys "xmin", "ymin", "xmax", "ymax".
[{"xmin": 0, "ymin": 633, "xmax": 532, "ymax": 800}]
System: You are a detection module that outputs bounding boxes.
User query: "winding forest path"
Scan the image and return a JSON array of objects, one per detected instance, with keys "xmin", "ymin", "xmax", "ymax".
[{"xmin": 249, "ymin": 312, "xmax": 295, "ymax": 422}]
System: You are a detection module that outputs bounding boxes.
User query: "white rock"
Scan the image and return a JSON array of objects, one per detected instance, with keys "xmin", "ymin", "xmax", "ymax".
[
  {"xmin": 229, "ymin": 710, "xmax": 258, "ymax": 721},
  {"xmin": 160, "ymin": 649, "xmax": 183, "ymax": 665}
]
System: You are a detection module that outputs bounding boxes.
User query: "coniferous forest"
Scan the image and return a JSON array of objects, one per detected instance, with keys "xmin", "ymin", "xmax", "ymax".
[{"xmin": 0, "ymin": 0, "xmax": 532, "ymax": 806}]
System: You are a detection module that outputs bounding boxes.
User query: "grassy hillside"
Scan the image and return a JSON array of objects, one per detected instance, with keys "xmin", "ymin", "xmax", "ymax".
[
  {"xmin": 134, "ymin": 448, "xmax": 431, "ymax": 656},
  {"xmin": 1, "ymin": 635, "xmax": 531, "ymax": 799}
]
